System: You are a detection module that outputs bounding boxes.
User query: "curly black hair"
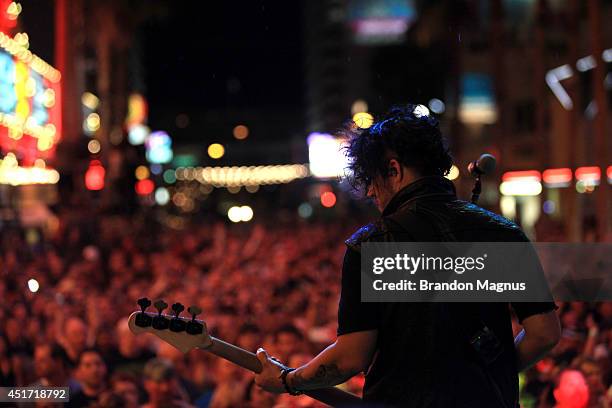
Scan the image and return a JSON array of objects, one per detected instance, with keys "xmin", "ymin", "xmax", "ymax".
[{"xmin": 344, "ymin": 104, "xmax": 453, "ymax": 192}]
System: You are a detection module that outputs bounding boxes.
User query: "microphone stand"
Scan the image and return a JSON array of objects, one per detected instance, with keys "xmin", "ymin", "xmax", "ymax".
[{"xmin": 471, "ymin": 172, "xmax": 482, "ymax": 204}]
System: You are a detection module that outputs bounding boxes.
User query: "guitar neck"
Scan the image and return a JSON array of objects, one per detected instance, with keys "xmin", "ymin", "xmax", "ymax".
[{"xmin": 202, "ymin": 337, "xmax": 362, "ymax": 407}]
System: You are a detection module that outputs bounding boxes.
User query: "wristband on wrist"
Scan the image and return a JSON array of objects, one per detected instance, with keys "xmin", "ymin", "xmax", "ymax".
[{"xmin": 280, "ymin": 368, "xmax": 303, "ymax": 396}]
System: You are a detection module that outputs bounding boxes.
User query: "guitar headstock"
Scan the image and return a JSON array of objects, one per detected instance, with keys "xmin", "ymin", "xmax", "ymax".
[{"xmin": 127, "ymin": 298, "xmax": 213, "ymax": 353}]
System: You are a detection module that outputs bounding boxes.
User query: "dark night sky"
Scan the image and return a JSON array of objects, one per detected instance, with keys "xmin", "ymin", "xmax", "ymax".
[{"xmin": 143, "ymin": 1, "xmax": 304, "ymax": 114}]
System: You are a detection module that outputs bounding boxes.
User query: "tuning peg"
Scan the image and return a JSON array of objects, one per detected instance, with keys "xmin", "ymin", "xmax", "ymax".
[
  {"xmin": 137, "ymin": 297, "xmax": 151, "ymax": 312},
  {"xmin": 135, "ymin": 297, "xmax": 152, "ymax": 328},
  {"xmin": 171, "ymin": 302, "xmax": 185, "ymax": 318},
  {"xmin": 186, "ymin": 305, "xmax": 204, "ymax": 335},
  {"xmin": 154, "ymin": 300, "xmax": 168, "ymax": 315},
  {"xmin": 169, "ymin": 302, "xmax": 186, "ymax": 333},
  {"xmin": 152, "ymin": 300, "xmax": 170, "ymax": 330},
  {"xmin": 188, "ymin": 306, "xmax": 202, "ymax": 320}
]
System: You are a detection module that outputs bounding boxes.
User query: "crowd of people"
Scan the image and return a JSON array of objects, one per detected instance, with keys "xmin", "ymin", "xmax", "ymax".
[{"xmin": 0, "ymin": 210, "xmax": 610, "ymax": 407}]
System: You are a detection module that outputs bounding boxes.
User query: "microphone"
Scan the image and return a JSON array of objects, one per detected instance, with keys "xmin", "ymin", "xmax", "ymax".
[
  {"xmin": 468, "ymin": 153, "xmax": 496, "ymax": 176},
  {"xmin": 468, "ymin": 153, "xmax": 496, "ymax": 204}
]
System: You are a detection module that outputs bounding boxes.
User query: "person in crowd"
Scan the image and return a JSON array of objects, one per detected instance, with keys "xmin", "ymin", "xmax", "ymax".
[
  {"xmin": 109, "ymin": 372, "xmax": 141, "ymax": 408},
  {"xmin": 142, "ymin": 358, "xmax": 193, "ymax": 408},
  {"xmin": 69, "ymin": 349, "xmax": 108, "ymax": 407},
  {"xmin": 31, "ymin": 343, "xmax": 80, "ymax": 393}
]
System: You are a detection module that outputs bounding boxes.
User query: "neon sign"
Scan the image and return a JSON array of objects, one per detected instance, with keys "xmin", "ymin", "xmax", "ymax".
[{"xmin": 0, "ymin": 32, "xmax": 61, "ymax": 165}]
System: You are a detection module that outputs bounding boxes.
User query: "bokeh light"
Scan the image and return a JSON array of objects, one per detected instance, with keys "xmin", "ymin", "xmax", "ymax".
[
  {"xmin": 320, "ymin": 191, "xmax": 337, "ymax": 207},
  {"xmin": 155, "ymin": 187, "xmax": 170, "ymax": 205},
  {"xmin": 27, "ymin": 278, "xmax": 39, "ymax": 293},
  {"xmin": 208, "ymin": 143, "xmax": 225, "ymax": 159},
  {"xmin": 352, "ymin": 112, "xmax": 374, "ymax": 129},
  {"xmin": 233, "ymin": 125, "xmax": 249, "ymax": 140},
  {"xmin": 135, "ymin": 165, "xmax": 150, "ymax": 180},
  {"xmin": 87, "ymin": 139, "xmax": 101, "ymax": 154}
]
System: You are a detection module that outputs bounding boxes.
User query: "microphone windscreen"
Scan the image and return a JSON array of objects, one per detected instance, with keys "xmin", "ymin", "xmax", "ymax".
[{"xmin": 477, "ymin": 154, "xmax": 496, "ymax": 174}]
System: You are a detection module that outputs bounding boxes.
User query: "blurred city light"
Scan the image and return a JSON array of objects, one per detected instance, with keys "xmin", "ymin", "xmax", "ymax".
[
  {"xmin": 240, "ymin": 205, "xmax": 253, "ymax": 222},
  {"xmin": 228, "ymin": 206, "xmax": 242, "ymax": 223},
  {"xmin": 227, "ymin": 205, "xmax": 254, "ymax": 222},
  {"xmin": 154, "ymin": 187, "xmax": 170, "ymax": 205},
  {"xmin": 145, "ymin": 131, "xmax": 173, "ymax": 164},
  {"xmin": 233, "ymin": 125, "xmax": 249, "ymax": 140},
  {"xmin": 543, "ymin": 200, "xmax": 556, "ymax": 214},
  {"xmin": 135, "ymin": 179, "xmax": 154, "ymax": 195},
  {"xmin": 85, "ymin": 112, "xmax": 100, "ymax": 132},
  {"xmin": 245, "ymin": 184, "xmax": 259, "ymax": 193},
  {"xmin": 175, "ymin": 164, "xmax": 308, "ymax": 187},
  {"xmin": 81, "ymin": 92, "xmax": 99, "ymax": 110},
  {"xmin": 0, "ymin": 153, "xmax": 59, "ymax": 185},
  {"xmin": 308, "ymin": 133, "xmax": 348, "ymax": 179},
  {"xmin": 445, "ymin": 165, "xmax": 459, "ymax": 180},
  {"xmin": 163, "ymin": 169, "xmax": 176, "ymax": 184},
  {"xmin": 85, "ymin": 160, "xmax": 105, "ymax": 191},
  {"xmin": 87, "ymin": 139, "xmax": 100, "ymax": 154},
  {"xmin": 500, "ymin": 181, "xmax": 542, "ymax": 196},
  {"xmin": 428, "ymin": 98, "xmax": 445, "ymax": 114},
  {"xmin": 298, "ymin": 202, "xmax": 313, "ymax": 218},
  {"xmin": 208, "ymin": 143, "xmax": 225, "ymax": 159},
  {"xmin": 6, "ymin": 2, "xmax": 21, "ymax": 20},
  {"xmin": 135, "ymin": 165, "xmax": 149, "ymax": 180},
  {"xmin": 320, "ymin": 191, "xmax": 337, "ymax": 207},
  {"xmin": 128, "ymin": 124, "xmax": 150, "ymax": 145},
  {"xmin": 125, "ymin": 93, "xmax": 148, "ymax": 129},
  {"xmin": 348, "ymin": 0, "xmax": 416, "ymax": 45},
  {"xmin": 150, "ymin": 163, "xmax": 162, "ymax": 175},
  {"xmin": 546, "ymin": 65, "xmax": 574, "ymax": 110},
  {"xmin": 575, "ymin": 166, "xmax": 600, "ymax": 186},
  {"xmin": 352, "ymin": 112, "xmax": 374, "ymax": 129},
  {"xmin": 351, "ymin": 99, "xmax": 368, "ymax": 115},
  {"xmin": 543, "ymin": 168, "xmax": 572, "ymax": 188},
  {"xmin": 459, "ymin": 73, "xmax": 497, "ymax": 124},
  {"xmin": 501, "ymin": 170, "xmax": 542, "ymax": 196},
  {"xmin": 27, "ymin": 278, "xmax": 39, "ymax": 293}
]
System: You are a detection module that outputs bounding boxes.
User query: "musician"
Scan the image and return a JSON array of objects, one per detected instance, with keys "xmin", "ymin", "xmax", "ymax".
[{"xmin": 254, "ymin": 104, "xmax": 561, "ymax": 407}]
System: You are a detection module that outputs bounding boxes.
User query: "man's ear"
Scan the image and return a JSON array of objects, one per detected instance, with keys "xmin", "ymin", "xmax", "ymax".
[{"xmin": 388, "ymin": 159, "xmax": 401, "ymax": 178}]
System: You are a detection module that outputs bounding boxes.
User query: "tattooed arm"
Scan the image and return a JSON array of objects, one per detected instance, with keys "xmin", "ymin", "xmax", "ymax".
[{"xmin": 287, "ymin": 330, "xmax": 378, "ymax": 391}]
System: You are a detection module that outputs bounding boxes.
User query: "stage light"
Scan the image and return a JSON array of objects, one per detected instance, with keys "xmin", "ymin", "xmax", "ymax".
[
  {"xmin": 321, "ymin": 191, "xmax": 337, "ymax": 207},
  {"xmin": 233, "ymin": 125, "xmax": 249, "ymax": 140},
  {"xmin": 27, "ymin": 278, "xmax": 39, "ymax": 293},
  {"xmin": 352, "ymin": 112, "xmax": 374, "ymax": 129},
  {"xmin": 208, "ymin": 143, "xmax": 225, "ymax": 159},
  {"xmin": 87, "ymin": 139, "xmax": 101, "ymax": 154},
  {"xmin": 135, "ymin": 165, "xmax": 149, "ymax": 180}
]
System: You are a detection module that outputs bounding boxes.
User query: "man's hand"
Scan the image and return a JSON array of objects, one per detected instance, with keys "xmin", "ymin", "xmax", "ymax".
[{"xmin": 254, "ymin": 348, "xmax": 288, "ymax": 394}]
